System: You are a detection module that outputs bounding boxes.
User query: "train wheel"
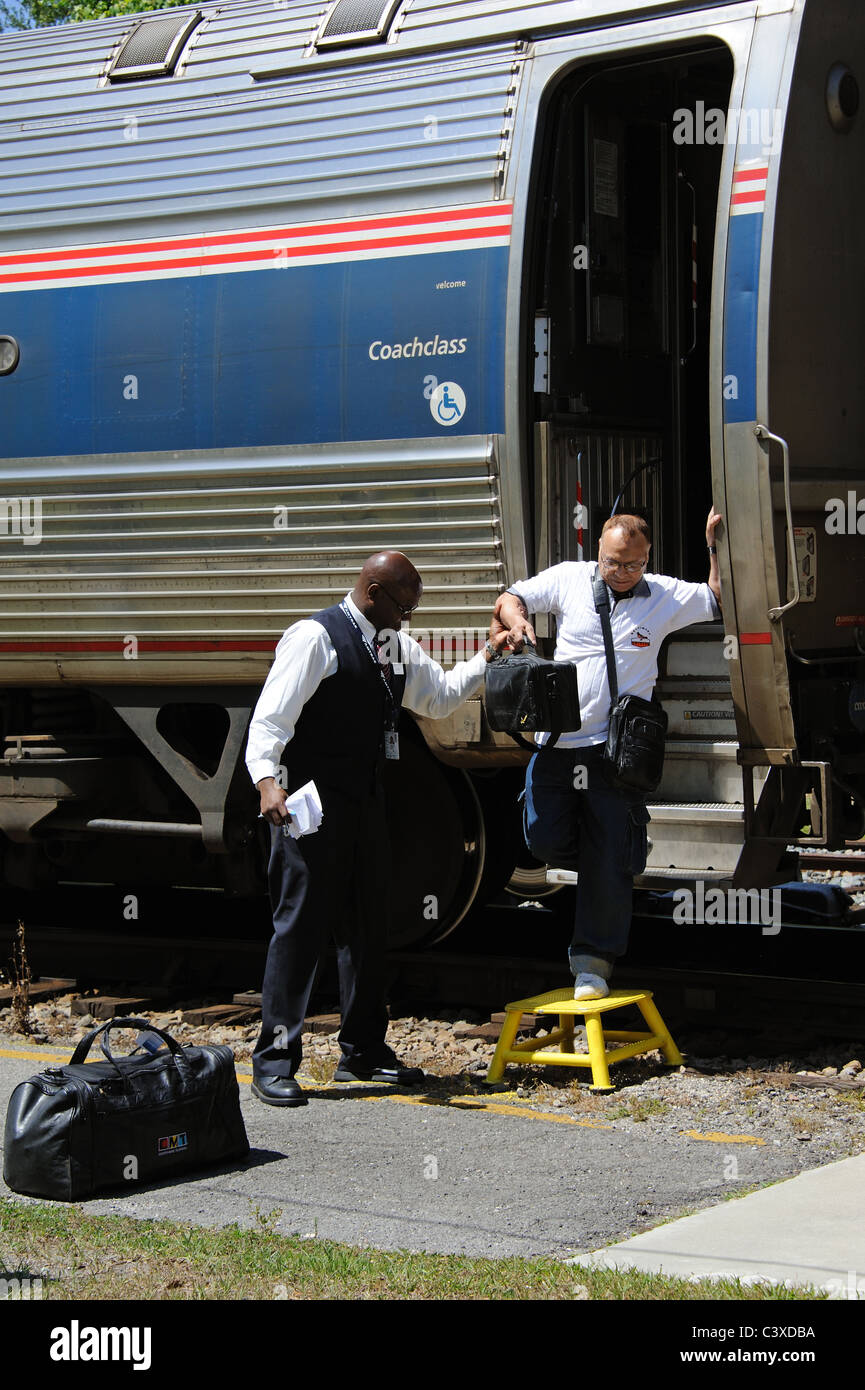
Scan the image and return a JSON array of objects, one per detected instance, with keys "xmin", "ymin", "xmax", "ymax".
[{"xmin": 383, "ymin": 737, "xmax": 485, "ymax": 949}]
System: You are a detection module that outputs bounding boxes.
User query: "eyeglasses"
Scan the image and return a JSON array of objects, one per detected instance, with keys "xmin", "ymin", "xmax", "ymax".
[
  {"xmin": 374, "ymin": 581, "xmax": 420, "ymax": 618},
  {"xmin": 599, "ymin": 554, "xmax": 648, "ymax": 574}
]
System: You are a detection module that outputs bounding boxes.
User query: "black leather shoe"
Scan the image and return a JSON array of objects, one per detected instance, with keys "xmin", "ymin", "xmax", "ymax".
[
  {"xmin": 333, "ymin": 1063, "xmax": 426, "ymax": 1086},
  {"xmin": 251, "ymin": 1073, "xmax": 307, "ymax": 1107}
]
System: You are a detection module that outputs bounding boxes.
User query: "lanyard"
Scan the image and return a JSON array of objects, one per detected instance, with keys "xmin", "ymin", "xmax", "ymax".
[{"xmin": 339, "ymin": 601, "xmax": 399, "ymax": 728}]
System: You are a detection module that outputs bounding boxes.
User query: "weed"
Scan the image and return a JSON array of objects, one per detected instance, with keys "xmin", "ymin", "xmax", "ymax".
[
  {"xmin": 565, "ymin": 1084, "xmax": 608, "ymax": 1112},
  {"xmin": 303, "ymin": 1055, "xmax": 337, "ymax": 1085},
  {"xmin": 8, "ymin": 921, "xmax": 32, "ymax": 1036},
  {"xmin": 251, "ymin": 1205, "xmax": 284, "ymax": 1232},
  {"xmin": 611, "ymin": 1097, "xmax": 670, "ymax": 1123}
]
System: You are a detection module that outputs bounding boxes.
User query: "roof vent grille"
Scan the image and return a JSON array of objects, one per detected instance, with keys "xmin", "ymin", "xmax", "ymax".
[
  {"xmin": 316, "ymin": 0, "xmax": 402, "ymax": 50},
  {"xmin": 109, "ymin": 11, "xmax": 202, "ymax": 82}
]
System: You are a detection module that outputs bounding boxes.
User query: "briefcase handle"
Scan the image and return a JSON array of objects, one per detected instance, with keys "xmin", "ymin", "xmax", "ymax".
[
  {"xmin": 508, "ymin": 639, "xmax": 539, "ymax": 658},
  {"xmin": 70, "ymin": 1016, "xmax": 192, "ymax": 1080}
]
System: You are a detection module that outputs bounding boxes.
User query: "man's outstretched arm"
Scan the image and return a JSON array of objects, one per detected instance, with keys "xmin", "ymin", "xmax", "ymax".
[{"xmin": 491, "ymin": 591, "xmax": 537, "ymax": 650}]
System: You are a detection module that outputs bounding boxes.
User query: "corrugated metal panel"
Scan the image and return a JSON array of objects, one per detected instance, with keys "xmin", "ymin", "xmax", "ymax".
[
  {"xmin": 0, "ymin": 1, "xmax": 520, "ymax": 238},
  {"xmin": 0, "ymin": 439, "xmax": 503, "ymax": 651},
  {"xmin": 397, "ymin": 0, "xmax": 752, "ymax": 41}
]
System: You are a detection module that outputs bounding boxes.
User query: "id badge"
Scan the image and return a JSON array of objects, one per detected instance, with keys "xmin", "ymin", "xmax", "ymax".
[{"xmin": 384, "ymin": 730, "xmax": 400, "ymax": 761}]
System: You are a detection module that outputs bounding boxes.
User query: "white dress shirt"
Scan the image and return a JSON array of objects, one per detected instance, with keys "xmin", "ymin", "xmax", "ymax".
[
  {"xmin": 509, "ymin": 561, "xmax": 720, "ymax": 749},
  {"xmin": 246, "ymin": 593, "xmax": 488, "ymax": 785}
]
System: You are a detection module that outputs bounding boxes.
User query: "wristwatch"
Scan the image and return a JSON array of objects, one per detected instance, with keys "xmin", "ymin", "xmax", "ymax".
[
  {"xmin": 484, "ymin": 638, "xmax": 500, "ymax": 661},
  {"xmin": 707, "ymin": 545, "xmax": 717, "ymax": 555}
]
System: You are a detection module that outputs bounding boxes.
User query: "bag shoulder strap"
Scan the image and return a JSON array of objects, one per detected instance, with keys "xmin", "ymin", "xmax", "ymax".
[{"xmin": 592, "ymin": 573, "xmax": 618, "ymax": 706}]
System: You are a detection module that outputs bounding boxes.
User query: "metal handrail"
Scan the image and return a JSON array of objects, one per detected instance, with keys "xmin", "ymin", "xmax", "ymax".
[{"xmin": 755, "ymin": 423, "xmax": 800, "ymax": 621}]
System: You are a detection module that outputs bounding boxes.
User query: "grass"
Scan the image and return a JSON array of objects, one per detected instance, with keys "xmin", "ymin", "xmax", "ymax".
[{"xmin": 0, "ymin": 1197, "xmax": 827, "ymax": 1301}]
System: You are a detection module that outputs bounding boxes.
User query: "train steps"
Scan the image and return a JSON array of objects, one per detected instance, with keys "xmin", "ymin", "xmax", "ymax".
[{"xmin": 646, "ymin": 625, "xmax": 759, "ymax": 878}]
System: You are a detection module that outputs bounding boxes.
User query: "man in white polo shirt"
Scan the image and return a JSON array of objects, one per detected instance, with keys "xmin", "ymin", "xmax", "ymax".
[{"xmin": 491, "ymin": 509, "xmax": 723, "ymax": 1000}]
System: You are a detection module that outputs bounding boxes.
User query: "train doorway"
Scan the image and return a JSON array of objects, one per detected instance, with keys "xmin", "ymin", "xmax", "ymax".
[{"xmin": 526, "ymin": 45, "xmax": 734, "ymax": 584}]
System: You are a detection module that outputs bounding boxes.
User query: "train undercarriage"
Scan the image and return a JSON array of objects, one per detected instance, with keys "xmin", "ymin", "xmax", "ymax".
[{"xmin": 1, "ymin": 8, "xmax": 863, "ymax": 948}]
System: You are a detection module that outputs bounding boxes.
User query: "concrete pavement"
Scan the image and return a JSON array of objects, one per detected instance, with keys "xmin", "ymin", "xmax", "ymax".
[
  {"xmin": 1, "ymin": 1038, "xmax": 862, "ymax": 1289},
  {"xmin": 569, "ymin": 1152, "xmax": 865, "ymax": 1295}
]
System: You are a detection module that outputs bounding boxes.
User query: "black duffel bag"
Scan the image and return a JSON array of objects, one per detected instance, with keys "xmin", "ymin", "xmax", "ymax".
[
  {"xmin": 485, "ymin": 642, "xmax": 581, "ymax": 749},
  {"xmin": 3, "ymin": 1017, "xmax": 249, "ymax": 1201}
]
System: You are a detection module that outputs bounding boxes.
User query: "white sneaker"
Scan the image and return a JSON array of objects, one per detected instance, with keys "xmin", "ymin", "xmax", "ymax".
[{"xmin": 573, "ymin": 972, "xmax": 610, "ymax": 1001}]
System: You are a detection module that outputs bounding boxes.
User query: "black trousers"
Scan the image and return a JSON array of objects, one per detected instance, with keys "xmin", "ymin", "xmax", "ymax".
[{"xmin": 252, "ymin": 782, "xmax": 397, "ymax": 1077}]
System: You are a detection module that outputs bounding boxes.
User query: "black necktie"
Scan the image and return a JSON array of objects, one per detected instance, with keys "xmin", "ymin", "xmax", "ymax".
[{"xmin": 374, "ymin": 636, "xmax": 394, "ymax": 689}]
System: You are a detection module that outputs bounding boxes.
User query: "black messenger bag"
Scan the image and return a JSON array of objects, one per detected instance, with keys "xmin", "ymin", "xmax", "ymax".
[
  {"xmin": 3, "ymin": 1017, "xmax": 249, "ymax": 1201},
  {"xmin": 593, "ymin": 575, "xmax": 668, "ymax": 793},
  {"xmin": 485, "ymin": 642, "xmax": 581, "ymax": 749}
]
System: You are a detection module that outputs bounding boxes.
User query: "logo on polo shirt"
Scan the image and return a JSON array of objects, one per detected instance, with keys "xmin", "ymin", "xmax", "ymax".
[{"xmin": 631, "ymin": 626, "xmax": 652, "ymax": 648}]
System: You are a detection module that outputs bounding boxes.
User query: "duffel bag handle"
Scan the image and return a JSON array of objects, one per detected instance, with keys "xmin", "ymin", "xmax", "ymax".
[{"xmin": 70, "ymin": 1016, "xmax": 191, "ymax": 1080}]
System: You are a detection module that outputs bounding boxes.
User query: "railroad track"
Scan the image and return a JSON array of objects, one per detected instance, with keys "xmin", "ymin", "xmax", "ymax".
[
  {"xmin": 797, "ymin": 850, "xmax": 865, "ymax": 873},
  {"xmin": 3, "ymin": 850, "xmax": 865, "ymax": 1044},
  {"xmin": 5, "ymin": 920, "xmax": 865, "ymax": 1045}
]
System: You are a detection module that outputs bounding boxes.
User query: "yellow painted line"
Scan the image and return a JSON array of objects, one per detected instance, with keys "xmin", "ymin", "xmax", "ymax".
[
  {"xmin": 682, "ymin": 1129, "xmax": 766, "ymax": 1146},
  {"xmin": 0, "ymin": 1047, "xmax": 71, "ymax": 1064},
  {"xmin": 355, "ymin": 1092, "xmax": 614, "ymax": 1128},
  {"xmin": 0, "ymin": 1049, "xmax": 759, "ymax": 1141}
]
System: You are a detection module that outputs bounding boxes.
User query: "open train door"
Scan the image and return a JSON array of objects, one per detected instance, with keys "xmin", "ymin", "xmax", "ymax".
[{"xmin": 715, "ymin": 1, "xmax": 865, "ymax": 882}]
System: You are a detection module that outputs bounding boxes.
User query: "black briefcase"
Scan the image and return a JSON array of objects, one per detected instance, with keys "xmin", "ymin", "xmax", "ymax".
[
  {"xmin": 485, "ymin": 643, "xmax": 581, "ymax": 745},
  {"xmin": 3, "ymin": 1018, "xmax": 250, "ymax": 1201}
]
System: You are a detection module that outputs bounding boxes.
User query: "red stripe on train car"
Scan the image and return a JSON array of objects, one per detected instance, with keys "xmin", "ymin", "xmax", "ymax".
[
  {"xmin": 0, "ymin": 204, "xmax": 514, "ymax": 270},
  {"xmin": 739, "ymin": 632, "xmax": 772, "ymax": 645},
  {"xmin": 0, "ymin": 640, "xmax": 277, "ymax": 652},
  {"xmin": 0, "ymin": 223, "xmax": 513, "ymax": 286}
]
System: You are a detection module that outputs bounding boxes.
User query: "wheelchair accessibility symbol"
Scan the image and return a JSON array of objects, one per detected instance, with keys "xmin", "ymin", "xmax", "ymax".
[{"xmin": 430, "ymin": 381, "xmax": 466, "ymax": 427}]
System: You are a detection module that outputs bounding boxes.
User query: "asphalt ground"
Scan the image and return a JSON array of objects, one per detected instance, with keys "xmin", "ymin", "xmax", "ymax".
[{"xmin": 0, "ymin": 1042, "xmax": 839, "ymax": 1263}]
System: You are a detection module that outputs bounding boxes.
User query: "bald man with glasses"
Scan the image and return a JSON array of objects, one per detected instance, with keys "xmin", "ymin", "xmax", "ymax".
[{"xmin": 491, "ymin": 509, "xmax": 722, "ymax": 1000}]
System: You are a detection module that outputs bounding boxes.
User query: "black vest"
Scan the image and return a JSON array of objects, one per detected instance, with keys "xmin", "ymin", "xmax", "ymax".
[{"xmin": 281, "ymin": 603, "xmax": 407, "ymax": 797}]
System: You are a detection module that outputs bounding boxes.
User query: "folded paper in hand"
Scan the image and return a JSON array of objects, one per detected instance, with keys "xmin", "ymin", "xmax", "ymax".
[{"xmin": 284, "ymin": 780, "xmax": 323, "ymax": 838}]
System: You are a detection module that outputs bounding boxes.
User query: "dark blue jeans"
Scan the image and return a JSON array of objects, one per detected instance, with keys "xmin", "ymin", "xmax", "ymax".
[{"xmin": 523, "ymin": 743, "xmax": 650, "ymax": 974}]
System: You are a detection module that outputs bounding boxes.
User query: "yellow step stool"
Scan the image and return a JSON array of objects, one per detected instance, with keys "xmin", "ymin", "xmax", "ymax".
[{"xmin": 485, "ymin": 987, "xmax": 682, "ymax": 1091}]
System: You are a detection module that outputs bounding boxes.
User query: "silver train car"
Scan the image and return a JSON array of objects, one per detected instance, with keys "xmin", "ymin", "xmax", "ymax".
[{"xmin": 0, "ymin": 0, "xmax": 862, "ymax": 945}]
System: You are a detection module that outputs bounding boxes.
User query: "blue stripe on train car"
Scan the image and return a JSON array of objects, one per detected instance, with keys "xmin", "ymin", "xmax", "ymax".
[
  {"xmin": 2, "ymin": 246, "xmax": 506, "ymax": 457},
  {"xmin": 722, "ymin": 211, "xmax": 762, "ymax": 424}
]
